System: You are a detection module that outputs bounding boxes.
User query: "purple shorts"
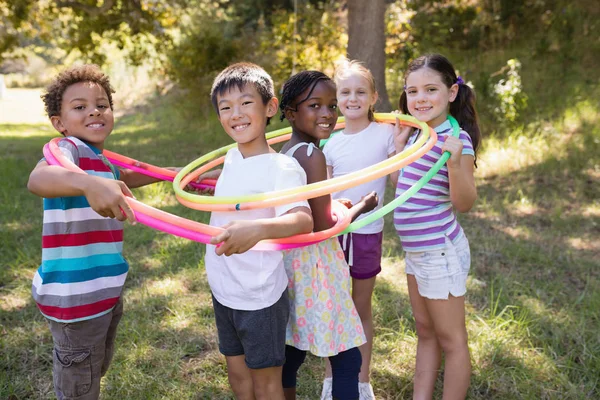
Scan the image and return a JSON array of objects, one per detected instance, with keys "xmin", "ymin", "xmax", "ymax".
[{"xmin": 337, "ymin": 232, "xmax": 383, "ymax": 280}]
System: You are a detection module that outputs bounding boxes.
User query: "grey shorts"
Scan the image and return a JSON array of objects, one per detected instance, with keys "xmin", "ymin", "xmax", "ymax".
[
  {"xmin": 405, "ymin": 234, "xmax": 471, "ymax": 299},
  {"xmin": 212, "ymin": 290, "xmax": 289, "ymax": 369},
  {"xmin": 47, "ymin": 297, "xmax": 124, "ymax": 400}
]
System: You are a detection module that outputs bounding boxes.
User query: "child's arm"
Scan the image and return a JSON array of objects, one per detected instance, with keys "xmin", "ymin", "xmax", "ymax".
[
  {"xmin": 28, "ymin": 161, "xmax": 136, "ymax": 222},
  {"xmin": 210, "ymin": 206, "xmax": 313, "ymax": 256},
  {"xmin": 118, "ymin": 164, "xmax": 187, "ymax": 189},
  {"xmin": 118, "ymin": 169, "xmax": 163, "ymax": 189},
  {"xmin": 326, "ymin": 160, "xmax": 378, "ymax": 217},
  {"xmin": 391, "ymin": 117, "xmax": 413, "ymax": 185},
  {"xmin": 443, "ymin": 137, "xmax": 477, "ymax": 212},
  {"xmin": 296, "ymin": 148, "xmax": 377, "ymax": 232},
  {"xmin": 388, "ymin": 151, "xmax": 399, "ymax": 187},
  {"xmin": 345, "ymin": 192, "xmax": 378, "ymax": 222}
]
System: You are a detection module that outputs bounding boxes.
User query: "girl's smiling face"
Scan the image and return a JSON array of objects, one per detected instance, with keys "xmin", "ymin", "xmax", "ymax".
[
  {"xmin": 288, "ymin": 80, "xmax": 338, "ymax": 141},
  {"xmin": 404, "ymin": 67, "xmax": 458, "ymax": 128},
  {"xmin": 336, "ymin": 73, "xmax": 377, "ymax": 121}
]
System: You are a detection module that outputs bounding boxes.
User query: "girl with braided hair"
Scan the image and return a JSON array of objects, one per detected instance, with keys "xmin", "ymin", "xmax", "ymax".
[{"xmin": 279, "ymin": 70, "xmax": 378, "ymax": 400}]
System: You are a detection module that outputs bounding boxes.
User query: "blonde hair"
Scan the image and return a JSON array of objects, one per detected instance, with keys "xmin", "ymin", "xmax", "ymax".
[{"xmin": 333, "ymin": 59, "xmax": 377, "ymax": 121}]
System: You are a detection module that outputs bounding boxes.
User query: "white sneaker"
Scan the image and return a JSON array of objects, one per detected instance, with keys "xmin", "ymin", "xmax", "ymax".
[
  {"xmin": 320, "ymin": 377, "xmax": 333, "ymax": 400},
  {"xmin": 358, "ymin": 382, "xmax": 376, "ymax": 400}
]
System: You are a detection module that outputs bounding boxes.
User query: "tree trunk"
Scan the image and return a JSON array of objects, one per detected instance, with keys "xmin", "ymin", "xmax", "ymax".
[{"xmin": 347, "ymin": 0, "xmax": 392, "ymax": 111}]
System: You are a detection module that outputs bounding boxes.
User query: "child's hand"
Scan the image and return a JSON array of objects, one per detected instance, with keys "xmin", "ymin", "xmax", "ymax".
[
  {"xmin": 210, "ymin": 220, "xmax": 264, "ymax": 256},
  {"xmin": 336, "ymin": 198, "xmax": 353, "ymax": 209},
  {"xmin": 393, "ymin": 116, "xmax": 413, "ymax": 153},
  {"xmin": 441, "ymin": 136, "xmax": 464, "ymax": 169},
  {"xmin": 192, "ymin": 169, "xmax": 222, "ymax": 194},
  {"xmin": 359, "ymin": 191, "xmax": 379, "ymax": 213},
  {"xmin": 198, "ymin": 169, "xmax": 222, "ymax": 181},
  {"xmin": 83, "ymin": 176, "xmax": 136, "ymax": 223}
]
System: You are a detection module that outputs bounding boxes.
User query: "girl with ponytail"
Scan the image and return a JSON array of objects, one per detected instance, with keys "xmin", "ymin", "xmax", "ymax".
[{"xmin": 394, "ymin": 53, "xmax": 481, "ymax": 400}]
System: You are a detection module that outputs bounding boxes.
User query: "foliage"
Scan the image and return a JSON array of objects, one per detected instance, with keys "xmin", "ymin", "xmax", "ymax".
[
  {"xmin": 384, "ymin": 2, "xmax": 417, "ymax": 103},
  {"xmin": 491, "ymin": 58, "xmax": 527, "ymax": 124},
  {"xmin": 165, "ymin": 0, "xmax": 346, "ymax": 99},
  {"xmin": 164, "ymin": 5, "xmax": 243, "ymax": 96},
  {"xmin": 0, "ymin": 0, "xmax": 194, "ymax": 65},
  {"xmin": 256, "ymin": 1, "xmax": 346, "ymax": 86}
]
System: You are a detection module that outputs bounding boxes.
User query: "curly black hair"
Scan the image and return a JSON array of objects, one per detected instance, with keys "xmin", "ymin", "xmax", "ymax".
[
  {"xmin": 279, "ymin": 70, "xmax": 333, "ymax": 122},
  {"xmin": 41, "ymin": 64, "xmax": 115, "ymax": 118}
]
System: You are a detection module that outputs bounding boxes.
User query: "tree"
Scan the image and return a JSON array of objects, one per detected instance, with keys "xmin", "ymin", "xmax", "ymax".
[
  {"xmin": 0, "ymin": 0, "xmax": 191, "ymax": 64},
  {"xmin": 347, "ymin": 0, "xmax": 392, "ymax": 111}
]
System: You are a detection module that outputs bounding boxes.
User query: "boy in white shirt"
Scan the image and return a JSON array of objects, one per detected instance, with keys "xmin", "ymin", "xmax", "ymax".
[{"xmin": 206, "ymin": 62, "xmax": 313, "ymax": 400}]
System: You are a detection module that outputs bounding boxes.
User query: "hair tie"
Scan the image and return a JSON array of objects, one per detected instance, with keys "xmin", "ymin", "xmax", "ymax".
[{"xmin": 456, "ymin": 76, "xmax": 465, "ymax": 85}]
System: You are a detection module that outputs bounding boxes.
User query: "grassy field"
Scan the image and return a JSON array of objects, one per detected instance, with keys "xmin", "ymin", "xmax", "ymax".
[{"xmin": 0, "ymin": 92, "xmax": 598, "ymax": 399}]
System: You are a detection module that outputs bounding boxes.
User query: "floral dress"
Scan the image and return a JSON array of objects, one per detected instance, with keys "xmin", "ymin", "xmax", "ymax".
[{"xmin": 283, "ymin": 142, "xmax": 366, "ymax": 357}]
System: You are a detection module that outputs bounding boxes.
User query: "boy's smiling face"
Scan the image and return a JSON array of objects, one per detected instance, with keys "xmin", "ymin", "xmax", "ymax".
[
  {"xmin": 51, "ymin": 81, "xmax": 114, "ymax": 150},
  {"xmin": 216, "ymin": 84, "xmax": 278, "ymax": 156}
]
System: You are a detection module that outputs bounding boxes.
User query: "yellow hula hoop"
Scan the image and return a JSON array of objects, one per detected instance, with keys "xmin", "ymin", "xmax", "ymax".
[{"xmin": 173, "ymin": 113, "xmax": 436, "ymax": 211}]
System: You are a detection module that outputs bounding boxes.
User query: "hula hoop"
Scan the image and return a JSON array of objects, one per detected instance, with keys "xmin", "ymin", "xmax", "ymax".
[
  {"xmin": 173, "ymin": 113, "xmax": 436, "ymax": 211},
  {"xmin": 43, "ymin": 138, "xmax": 351, "ymax": 251},
  {"xmin": 103, "ymin": 150, "xmax": 217, "ymax": 190},
  {"xmin": 342, "ymin": 115, "xmax": 462, "ymax": 233}
]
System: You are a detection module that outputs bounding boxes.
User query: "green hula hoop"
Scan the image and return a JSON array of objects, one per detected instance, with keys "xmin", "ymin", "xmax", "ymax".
[{"xmin": 341, "ymin": 115, "xmax": 461, "ymax": 234}]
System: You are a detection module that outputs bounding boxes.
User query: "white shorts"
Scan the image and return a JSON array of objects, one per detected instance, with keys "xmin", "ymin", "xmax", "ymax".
[{"xmin": 405, "ymin": 234, "xmax": 471, "ymax": 300}]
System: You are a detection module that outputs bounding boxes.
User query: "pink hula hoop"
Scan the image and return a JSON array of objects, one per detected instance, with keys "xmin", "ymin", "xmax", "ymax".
[{"xmin": 43, "ymin": 138, "xmax": 350, "ymax": 251}]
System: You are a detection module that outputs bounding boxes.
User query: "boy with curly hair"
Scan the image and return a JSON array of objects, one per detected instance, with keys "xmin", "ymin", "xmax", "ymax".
[{"xmin": 27, "ymin": 64, "xmax": 164, "ymax": 400}]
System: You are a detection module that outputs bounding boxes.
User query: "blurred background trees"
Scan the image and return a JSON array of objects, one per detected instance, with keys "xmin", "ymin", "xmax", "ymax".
[{"xmin": 1, "ymin": 0, "xmax": 598, "ymax": 133}]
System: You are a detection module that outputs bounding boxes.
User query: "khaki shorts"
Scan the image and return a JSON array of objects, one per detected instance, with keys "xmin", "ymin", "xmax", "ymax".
[{"xmin": 47, "ymin": 297, "xmax": 123, "ymax": 399}]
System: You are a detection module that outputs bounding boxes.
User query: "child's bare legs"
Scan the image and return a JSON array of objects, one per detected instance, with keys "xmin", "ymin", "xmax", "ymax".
[
  {"xmin": 407, "ymin": 275, "xmax": 471, "ymax": 400},
  {"xmin": 226, "ymin": 355, "xmax": 255, "ymax": 399},
  {"xmin": 227, "ymin": 355, "xmax": 285, "ymax": 400},
  {"xmin": 251, "ymin": 365, "xmax": 285, "ymax": 400},
  {"xmin": 407, "ymin": 276, "xmax": 440, "ymax": 399}
]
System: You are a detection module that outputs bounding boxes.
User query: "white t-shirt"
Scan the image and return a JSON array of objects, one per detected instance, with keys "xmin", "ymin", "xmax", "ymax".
[
  {"xmin": 323, "ymin": 122, "xmax": 395, "ymax": 234},
  {"xmin": 205, "ymin": 148, "xmax": 309, "ymax": 311}
]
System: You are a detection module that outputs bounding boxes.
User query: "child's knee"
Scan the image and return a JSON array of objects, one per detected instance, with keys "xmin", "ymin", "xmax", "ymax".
[
  {"xmin": 251, "ymin": 366, "xmax": 285, "ymax": 399},
  {"xmin": 437, "ymin": 330, "xmax": 468, "ymax": 353},
  {"xmin": 414, "ymin": 318, "xmax": 436, "ymax": 339}
]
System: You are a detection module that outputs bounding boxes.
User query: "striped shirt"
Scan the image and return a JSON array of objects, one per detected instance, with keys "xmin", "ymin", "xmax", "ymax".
[
  {"xmin": 32, "ymin": 136, "xmax": 128, "ymax": 323},
  {"xmin": 394, "ymin": 119, "xmax": 474, "ymax": 252}
]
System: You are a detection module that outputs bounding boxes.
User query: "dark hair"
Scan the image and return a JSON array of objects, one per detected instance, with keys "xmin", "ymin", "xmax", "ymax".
[
  {"xmin": 279, "ymin": 70, "xmax": 334, "ymax": 122},
  {"xmin": 41, "ymin": 64, "xmax": 115, "ymax": 118},
  {"xmin": 399, "ymin": 54, "xmax": 481, "ymax": 163},
  {"xmin": 210, "ymin": 62, "xmax": 275, "ymax": 125}
]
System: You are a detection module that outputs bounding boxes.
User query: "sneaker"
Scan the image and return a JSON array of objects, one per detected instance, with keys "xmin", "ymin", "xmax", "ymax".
[
  {"xmin": 358, "ymin": 382, "xmax": 376, "ymax": 400},
  {"xmin": 320, "ymin": 377, "xmax": 333, "ymax": 400}
]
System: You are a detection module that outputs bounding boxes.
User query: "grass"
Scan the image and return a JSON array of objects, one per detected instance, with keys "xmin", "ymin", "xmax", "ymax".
[{"xmin": 1, "ymin": 90, "xmax": 599, "ymax": 399}]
